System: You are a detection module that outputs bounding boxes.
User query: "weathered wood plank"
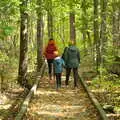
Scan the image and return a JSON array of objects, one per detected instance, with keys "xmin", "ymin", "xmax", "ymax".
[
  {"xmin": 78, "ymin": 76, "xmax": 109, "ymax": 120},
  {"xmin": 15, "ymin": 62, "xmax": 46, "ymax": 120}
]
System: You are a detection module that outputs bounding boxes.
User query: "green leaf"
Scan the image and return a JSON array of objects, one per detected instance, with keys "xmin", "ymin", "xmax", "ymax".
[{"xmin": 3, "ymin": 26, "xmax": 14, "ymax": 36}]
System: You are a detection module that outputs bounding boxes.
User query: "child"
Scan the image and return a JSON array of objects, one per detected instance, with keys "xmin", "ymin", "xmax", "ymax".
[{"xmin": 53, "ymin": 51, "xmax": 65, "ymax": 90}]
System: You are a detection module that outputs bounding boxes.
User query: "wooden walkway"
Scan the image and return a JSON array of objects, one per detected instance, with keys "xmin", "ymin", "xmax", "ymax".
[{"xmin": 23, "ymin": 76, "xmax": 100, "ymax": 120}]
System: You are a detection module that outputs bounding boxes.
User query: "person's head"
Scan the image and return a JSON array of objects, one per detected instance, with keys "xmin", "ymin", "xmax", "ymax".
[
  {"xmin": 68, "ymin": 40, "xmax": 75, "ymax": 46},
  {"xmin": 48, "ymin": 38, "xmax": 55, "ymax": 44},
  {"xmin": 49, "ymin": 38, "xmax": 54, "ymax": 41},
  {"xmin": 54, "ymin": 51, "xmax": 59, "ymax": 57}
]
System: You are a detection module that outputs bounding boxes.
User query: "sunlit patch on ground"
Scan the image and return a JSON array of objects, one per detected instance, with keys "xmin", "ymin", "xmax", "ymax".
[
  {"xmin": 0, "ymin": 104, "xmax": 11, "ymax": 109},
  {"xmin": 35, "ymin": 90, "xmax": 61, "ymax": 95}
]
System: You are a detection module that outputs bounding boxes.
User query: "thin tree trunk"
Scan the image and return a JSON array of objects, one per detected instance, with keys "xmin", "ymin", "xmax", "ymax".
[
  {"xmin": 87, "ymin": 31, "xmax": 92, "ymax": 54},
  {"xmin": 47, "ymin": 0, "xmax": 53, "ymax": 39},
  {"xmin": 111, "ymin": 0, "xmax": 120, "ymax": 75},
  {"xmin": 59, "ymin": 13, "xmax": 65, "ymax": 46},
  {"xmin": 70, "ymin": 11, "xmax": 76, "ymax": 43},
  {"xmin": 112, "ymin": 0, "xmax": 120, "ymax": 56},
  {"xmin": 93, "ymin": 0, "xmax": 100, "ymax": 73},
  {"xmin": 18, "ymin": 0, "xmax": 28, "ymax": 86},
  {"xmin": 100, "ymin": 0, "xmax": 107, "ymax": 66},
  {"xmin": 118, "ymin": 9, "xmax": 120, "ymax": 53},
  {"xmin": 82, "ymin": 0, "xmax": 88, "ymax": 54},
  {"xmin": 62, "ymin": 18, "xmax": 65, "ymax": 45},
  {"xmin": 37, "ymin": 0, "xmax": 44, "ymax": 72},
  {"xmin": 0, "ymin": 66, "xmax": 4, "ymax": 93}
]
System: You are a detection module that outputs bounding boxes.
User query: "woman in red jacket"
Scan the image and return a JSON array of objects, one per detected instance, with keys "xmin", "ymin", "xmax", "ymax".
[{"xmin": 44, "ymin": 38, "xmax": 58, "ymax": 82}]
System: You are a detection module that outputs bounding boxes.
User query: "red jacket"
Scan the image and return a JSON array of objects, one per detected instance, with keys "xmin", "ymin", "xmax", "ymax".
[{"xmin": 44, "ymin": 41, "xmax": 57, "ymax": 59}]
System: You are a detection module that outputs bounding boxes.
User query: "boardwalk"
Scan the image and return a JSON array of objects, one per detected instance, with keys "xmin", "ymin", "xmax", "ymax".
[{"xmin": 23, "ymin": 76, "xmax": 100, "ymax": 120}]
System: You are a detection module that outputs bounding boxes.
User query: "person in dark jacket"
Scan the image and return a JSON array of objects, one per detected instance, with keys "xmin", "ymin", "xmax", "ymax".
[
  {"xmin": 53, "ymin": 51, "xmax": 65, "ymax": 90},
  {"xmin": 44, "ymin": 38, "xmax": 58, "ymax": 82},
  {"xmin": 63, "ymin": 40, "xmax": 80, "ymax": 88}
]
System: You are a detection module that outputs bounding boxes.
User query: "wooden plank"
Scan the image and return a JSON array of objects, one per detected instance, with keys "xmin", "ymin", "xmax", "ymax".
[
  {"xmin": 15, "ymin": 62, "xmax": 46, "ymax": 120},
  {"xmin": 78, "ymin": 76, "xmax": 109, "ymax": 120}
]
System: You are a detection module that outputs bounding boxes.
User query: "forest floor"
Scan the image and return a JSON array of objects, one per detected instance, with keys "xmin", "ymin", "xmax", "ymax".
[
  {"xmin": 24, "ymin": 76, "xmax": 100, "ymax": 120},
  {"xmin": 0, "ymin": 86, "xmax": 27, "ymax": 120},
  {"xmin": 87, "ymin": 75, "xmax": 120, "ymax": 120},
  {"xmin": 80, "ymin": 60, "xmax": 120, "ymax": 120}
]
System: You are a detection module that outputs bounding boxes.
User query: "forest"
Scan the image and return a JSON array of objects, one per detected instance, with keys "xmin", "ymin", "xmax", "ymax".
[{"xmin": 0, "ymin": 0, "xmax": 120, "ymax": 120}]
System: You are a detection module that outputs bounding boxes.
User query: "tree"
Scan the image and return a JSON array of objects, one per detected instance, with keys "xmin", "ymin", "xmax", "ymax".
[
  {"xmin": 47, "ymin": 0, "xmax": 53, "ymax": 39},
  {"xmin": 81, "ymin": 0, "xmax": 88, "ymax": 53},
  {"xmin": 69, "ymin": 1, "xmax": 76, "ymax": 43},
  {"xmin": 36, "ymin": 0, "xmax": 44, "ymax": 72},
  {"xmin": 100, "ymin": 0, "xmax": 107, "ymax": 65},
  {"xmin": 112, "ymin": 0, "xmax": 120, "ymax": 56},
  {"xmin": 18, "ymin": 0, "xmax": 28, "ymax": 87},
  {"xmin": 93, "ymin": 0, "xmax": 100, "ymax": 73}
]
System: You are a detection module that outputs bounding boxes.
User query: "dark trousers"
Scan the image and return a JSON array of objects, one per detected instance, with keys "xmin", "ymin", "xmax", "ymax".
[
  {"xmin": 47, "ymin": 59, "xmax": 55, "ymax": 79},
  {"xmin": 55, "ymin": 73, "xmax": 61, "ymax": 88},
  {"xmin": 65, "ymin": 68, "xmax": 78, "ymax": 87}
]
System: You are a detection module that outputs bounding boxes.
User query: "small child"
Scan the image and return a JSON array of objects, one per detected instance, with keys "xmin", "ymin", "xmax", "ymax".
[{"xmin": 53, "ymin": 51, "xmax": 65, "ymax": 90}]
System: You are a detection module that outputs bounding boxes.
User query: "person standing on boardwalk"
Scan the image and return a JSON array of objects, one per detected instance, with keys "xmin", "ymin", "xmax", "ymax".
[
  {"xmin": 63, "ymin": 40, "xmax": 80, "ymax": 88},
  {"xmin": 53, "ymin": 51, "xmax": 65, "ymax": 90},
  {"xmin": 44, "ymin": 38, "xmax": 58, "ymax": 83}
]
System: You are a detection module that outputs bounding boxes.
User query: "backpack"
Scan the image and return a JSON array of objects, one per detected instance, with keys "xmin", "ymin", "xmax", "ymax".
[{"xmin": 62, "ymin": 47, "xmax": 68, "ymax": 61}]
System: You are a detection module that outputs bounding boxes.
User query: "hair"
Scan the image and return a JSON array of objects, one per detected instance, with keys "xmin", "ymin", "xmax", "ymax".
[
  {"xmin": 48, "ymin": 38, "xmax": 55, "ymax": 45},
  {"xmin": 68, "ymin": 40, "xmax": 75, "ymax": 46},
  {"xmin": 49, "ymin": 38, "xmax": 54, "ymax": 41}
]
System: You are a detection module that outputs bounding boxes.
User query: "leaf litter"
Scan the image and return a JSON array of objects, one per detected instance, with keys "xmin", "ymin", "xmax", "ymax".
[{"xmin": 24, "ymin": 76, "xmax": 100, "ymax": 120}]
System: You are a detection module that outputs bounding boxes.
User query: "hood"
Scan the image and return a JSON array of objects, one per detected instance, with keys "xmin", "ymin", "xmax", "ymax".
[
  {"xmin": 54, "ymin": 57, "xmax": 61, "ymax": 65},
  {"xmin": 69, "ymin": 46, "xmax": 76, "ymax": 51},
  {"xmin": 54, "ymin": 56, "xmax": 61, "ymax": 60}
]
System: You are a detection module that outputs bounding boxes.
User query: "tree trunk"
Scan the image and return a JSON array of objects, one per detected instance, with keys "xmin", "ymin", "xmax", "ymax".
[
  {"xmin": 18, "ymin": 0, "xmax": 28, "ymax": 86},
  {"xmin": 112, "ymin": 0, "xmax": 120, "ymax": 56},
  {"xmin": 100, "ymin": 0, "xmax": 107, "ymax": 65},
  {"xmin": 81, "ymin": 0, "xmax": 88, "ymax": 54},
  {"xmin": 62, "ymin": 18, "xmax": 65, "ymax": 45},
  {"xmin": 111, "ymin": 0, "xmax": 120, "ymax": 75},
  {"xmin": 93, "ymin": 0, "xmax": 100, "ymax": 73},
  {"xmin": 69, "ymin": 11, "xmax": 76, "ymax": 43},
  {"xmin": 47, "ymin": 0, "xmax": 53, "ymax": 39},
  {"xmin": 37, "ymin": 0, "xmax": 44, "ymax": 72}
]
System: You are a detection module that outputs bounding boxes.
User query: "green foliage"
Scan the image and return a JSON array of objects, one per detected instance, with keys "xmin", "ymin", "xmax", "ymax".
[
  {"xmin": 90, "ymin": 73, "xmax": 120, "ymax": 114},
  {"xmin": 0, "ymin": 0, "xmax": 119, "ymax": 89},
  {"xmin": 0, "ymin": 0, "xmax": 20, "ymax": 18},
  {"xmin": 0, "ymin": 25, "xmax": 15, "ymax": 37},
  {"xmin": 91, "ymin": 72, "xmax": 120, "ymax": 89},
  {"xmin": 0, "ymin": 51, "xmax": 9, "ymax": 77}
]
